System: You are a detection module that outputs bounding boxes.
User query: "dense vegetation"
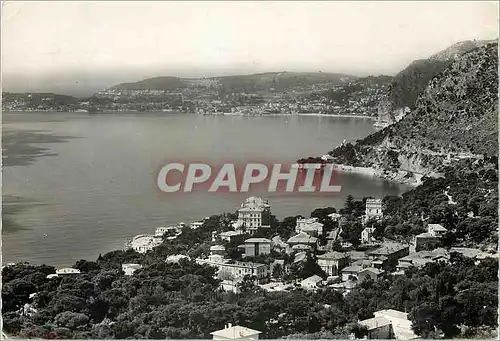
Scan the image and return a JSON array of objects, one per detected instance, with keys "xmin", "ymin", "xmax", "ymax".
[{"xmin": 3, "ymin": 252, "xmax": 496, "ymax": 339}]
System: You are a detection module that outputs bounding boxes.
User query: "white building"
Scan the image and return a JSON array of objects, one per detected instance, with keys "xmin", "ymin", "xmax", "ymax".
[
  {"xmin": 363, "ymin": 199, "xmax": 383, "ymax": 224},
  {"xmin": 300, "ymin": 275, "xmax": 324, "ymax": 290},
  {"xmin": 361, "ymin": 226, "xmax": 376, "ymax": 244},
  {"xmin": 427, "ymin": 223, "xmax": 447, "ymax": 237},
  {"xmin": 244, "ymin": 238, "xmax": 272, "ymax": 257},
  {"xmin": 190, "ymin": 221, "xmax": 204, "ymax": 229},
  {"xmin": 155, "ymin": 225, "xmax": 182, "ymax": 237},
  {"xmin": 235, "ymin": 197, "xmax": 271, "ymax": 233},
  {"xmin": 129, "ymin": 234, "xmax": 163, "ymax": 253},
  {"xmin": 165, "ymin": 255, "xmax": 189, "ymax": 263},
  {"xmin": 196, "ymin": 257, "xmax": 269, "ymax": 284},
  {"xmin": 328, "ymin": 212, "xmax": 342, "ymax": 222},
  {"xmin": 295, "ymin": 217, "xmax": 324, "ymax": 236},
  {"xmin": 317, "ymin": 251, "xmax": 349, "ymax": 276},
  {"xmin": 359, "ymin": 309, "xmax": 418, "ymax": 340},
  {"xmin": 287, "ymin": 231, "xmax": 318, "ymax": 248},
  {"xmin": 122, "ymin": 263, "xmax": 142, "ymax": 276},
  {"xmin": 55, "ymin": 268, "xmax": 81, "ymax": 275},
  {"xmin": 220, "ymin": 230, "xmax": 243, "ymax": 242},
  {"xmin": 211, "ymin": 324, "xmax": 261, "ymax": 341}
]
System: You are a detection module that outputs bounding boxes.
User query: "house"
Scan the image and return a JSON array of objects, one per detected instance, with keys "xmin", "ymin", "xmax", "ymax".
[
  {"xmin": 300, "ymin": 275, "xmax": 323, "ymax": 290},
  {"xmin": 347, "ymin": 250, "xmax": 370, "ymax": 263},
  {"xmin": 357, "ymin": 267, "xmax": 383, "ymax": 282},
  {"xmin": 370, "ymin": 256, "xmax": 389, "ymax": 269},
  {"xmin": 259, "ymin": 281, "xmax": 291, "ymax": 292},
  {"xmin": 271, "ymin": 236, "xmax": 288, "ymax": 250},
  {"xmin": 317, "ymin": 251, "xmax": 349, "ymax": 276},
  {"xmin": 360, "ymin": 309, "xmax": 419, "ymax": 340},
  {"xmin": 244, "ymin": 238, "xmax": 271, "ymax": 257},
  {"xmin": 411, "ymin": 232, "xmax": 441, "ymax": 252},
  {"xmin": 411, "ymin": 223, "xmax": 447, "ymax": 252},
  {"xmin": 220, "ymin": 230, "xmax": 243, "ymax": 242},
  {"xmin": 427, "ymin": 223, "xmax": 447, "ymax": 237},
  {"xmin": 234, "ymin": 197, "xmax": 271, "ymax": 233},
  {"xmin": 220, "ymin": 280, "xmax": 241, "ymax": 294},
  {"xmin": 121, "ymin": 263, "xmax": 142, "ymax": 276},
  {"xmin": 363, "ymin": 199, "xmax": 383, "ymax": 224},
  {"xmin": 330, "ymin": 280, "xmax": 357, "ymax": 295},
  {"xmin": 128, "ymin": 234, "xmax": 163, "ymax": 253},
  {"xmin": 328, "ymin": 212, "xmax": 342, "ymax": 222},
  {"xmin": 190, "ymin": 221, "xmax": 204, "ymax": 229},
  {"xmin": 368, "ymin": 242, "xmax": 409, "ymax": 267},
  {"xmin": 341, "ymin": 265, "xmax": 362, "ymax": 281},
  {"xmin": 211, "ymin": 324, "xmax": 261, "ymax": 341},
  {"xmin": 287, "ymin": 231, "xmax": 318, "ymax": 248},
  {"xmin": 166, "ymin": 254, "xmax": 189, "ymax": 263},
  {"xmin": 55, "ymin": 268, "xmax": 81, "ymax": 275},
  {"xmin": 291, "ymin": 244, "xmax": 312, "ymax": 253},
  {"xmin": 295, "ymin": 217, "xmax": 324, "ymax": 236},
  {"xmin": 155, "ymin": 225, "xmax": 181, "ymax": 237},
  {"xmin": 196, "ymin": 257, "xmax": 270, "ymax": 284},
  {"xmin": 361, "ymin": 226, "xmax": 376, "ymax": 244}
]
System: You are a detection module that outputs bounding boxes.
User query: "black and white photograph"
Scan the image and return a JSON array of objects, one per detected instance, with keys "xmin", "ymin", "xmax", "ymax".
[{"xmin": 1, "ymin": 1, "xmax": 499, "ymax": 340}]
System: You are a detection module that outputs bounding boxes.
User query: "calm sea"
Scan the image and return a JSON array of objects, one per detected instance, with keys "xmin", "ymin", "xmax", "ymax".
[{"xmin": 2, "ymin": 112, "xmax": 409, "ymax": 267}]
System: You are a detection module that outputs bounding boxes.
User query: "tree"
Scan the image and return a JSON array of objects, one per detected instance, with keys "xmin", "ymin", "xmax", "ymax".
[
  {"xmin": 238, "ymin": 275, "xmax": 258, "ymax": 293},
  {"xmin": 54, "ymin": 311, "xmax": 90, "ymax": 330}
]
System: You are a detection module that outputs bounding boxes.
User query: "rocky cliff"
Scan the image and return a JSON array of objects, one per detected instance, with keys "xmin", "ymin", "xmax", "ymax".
[
  {"xmin": 331, "ymin": 42, "xmax": 498, "ymax": 183},
  {"xmin": 377, "ymin": 39, "xmax": 493, "ymax": 122}
]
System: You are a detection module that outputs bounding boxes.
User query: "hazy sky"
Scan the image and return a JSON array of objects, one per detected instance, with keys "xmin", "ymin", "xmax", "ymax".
[{"xmin": 2, "ymin": 1, "xmax": 498, "ymax": 95}]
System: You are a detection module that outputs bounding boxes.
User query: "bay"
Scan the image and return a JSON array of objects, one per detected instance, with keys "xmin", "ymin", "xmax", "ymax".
[{"xmin": 2, "ymin": 112, "xmax": 409, "ymax": 267}]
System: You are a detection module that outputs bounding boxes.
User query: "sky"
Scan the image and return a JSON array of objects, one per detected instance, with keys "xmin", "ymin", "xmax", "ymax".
[{"xmin": 2, "ymin": 1, "xmax": 498, "ymax": 96}]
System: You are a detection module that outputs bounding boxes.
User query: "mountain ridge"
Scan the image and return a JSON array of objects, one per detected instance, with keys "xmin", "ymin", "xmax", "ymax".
[
  {"xmin": 377, "ymin": 39, "xmax": 495, "ymax": 122},
  {"xmin": 330, "ymin": 42, "xmax": 498, "ymax": 181}
]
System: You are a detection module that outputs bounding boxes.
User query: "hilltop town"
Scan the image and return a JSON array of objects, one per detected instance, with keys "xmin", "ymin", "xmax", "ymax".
[{"xmin": 1, "ymin": 73, "xmax": 390, "ymax": 117}]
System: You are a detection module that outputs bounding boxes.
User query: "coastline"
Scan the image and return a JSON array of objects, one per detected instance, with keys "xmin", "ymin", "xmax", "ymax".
[
  {"xmin": 331, "ymin": 163, "xmax": 422, "ymax": 187},
  {"xmin": 3, "ymin": 110, "xmax": 376, "ymax": 120}
]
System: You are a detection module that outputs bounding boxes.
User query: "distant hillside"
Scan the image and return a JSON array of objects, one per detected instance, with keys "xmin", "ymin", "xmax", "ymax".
[
  {"xmin": 377, "ymin": 39, "xmax": 493, "ymax": 121},
  {"xmin": 215, "ymin": 72, "xmax": 356, "ymax": 92},
  {"xmin": 108, "ymin": 72, "xmax": 357, "ymax": 93},
  {"xmin": 356, "ymin": 75, "xmax": 393, "ymax": 86},
  {"xmin": 331, "ymin": 42, "xmax": 498, "ymax": 178},
  {"xmin": 2, "ymin": 92, "xmax": 80, "ymax": 105},
  {"xmin": 110, "ymin": 76, "xmax": 187, "ymax": 91}
]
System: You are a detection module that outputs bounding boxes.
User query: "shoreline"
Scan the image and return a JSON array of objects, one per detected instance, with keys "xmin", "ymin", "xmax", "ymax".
[
  {"xmin": 3, "ymin": 110, "xmax": 377, "ymax": 120},
  {"xmin": 331, "ymin": 163, "xmax": 422, "ymax": 187}
]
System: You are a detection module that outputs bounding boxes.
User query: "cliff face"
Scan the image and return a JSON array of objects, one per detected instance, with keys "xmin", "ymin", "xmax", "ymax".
[
  {"xmin": 377, "ymin": 40, "xmax": 493, "ymax": 122},
  {"xmin": 332, "ymin": 42, "xmax": 498, "ymax": 181}
]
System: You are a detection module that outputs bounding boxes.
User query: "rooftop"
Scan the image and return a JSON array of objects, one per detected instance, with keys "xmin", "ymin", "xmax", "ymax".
[
  {"xmin": 428, "ymin": 223, "xmax": 447, "ymax": 232},
  {"xmin": 365, "ymin": 198, "xmax": 382, "ymax": 207},
  {"xmin": 359, "ymin": 267, "xmax": 383, "ymax": 275},
  {"xmin": 244, "ymin": 238, "xmax": 272, "ymax": 243},
  {"xmin": 368, "ymin": 242, "xmax": 408, "ymax": 256},
  {"xmin": 359, "ymin": 316, "xmax": 392, "ymax": 330},
  {"xmin": 416, "ymin": 232, "xmax": 439, "ymax": 238},
  {"xmin": 301, "ymin": 275, "xmax": 323, "ymax": 284},
  {"xmin": 318, "ymin": 251, "xmax": 348, "ymax": 260},
  {"xmin": 210, "ymin": 325, "xmax": 262, "ymax": 339},
  {"xmin": 55, "ymin": 268, "xmax": 81, "ymax": 275},
  {"xmin": 287, "ymin": 231, "xmax": 318, "ymax": 244},
  {"xmin": 342, "ymin": 265, "xmax": 362, "ymax": 273},
  {"xmin": 211, "ymin": 245, "xmax": 226, "ymax": 251}
]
